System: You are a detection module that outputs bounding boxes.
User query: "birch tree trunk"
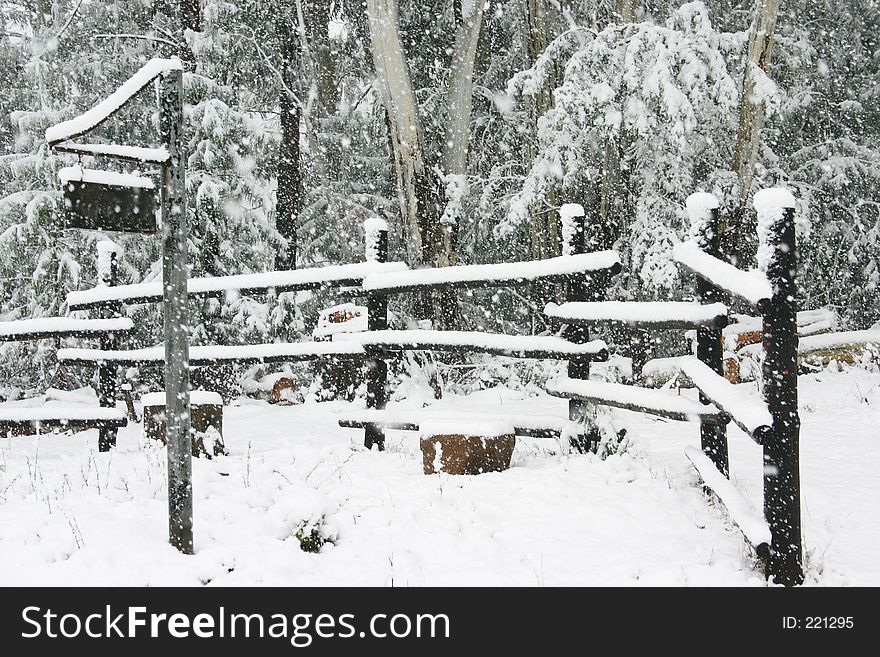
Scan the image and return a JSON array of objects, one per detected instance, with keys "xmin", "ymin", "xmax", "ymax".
[
  {"xmin": 727, "ymin": 0, "xmax": 781, "ymax": 260},
  {"xmin": 366, "ymin": 0, "xmax": 442, "ymax": 274},
  {"xmin": 367, "ymin": 0, "xmax": 485, "ymax": 327},
  {"xmin": 440, "ymin": 3, "xmax": 485, "ymax": 261}
]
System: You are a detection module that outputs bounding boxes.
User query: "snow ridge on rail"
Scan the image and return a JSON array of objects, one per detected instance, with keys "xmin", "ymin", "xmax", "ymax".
[
  {"xmin": 361, "ymin": 251, "xmax": 621, "ymax": 293},
  {"xmin": 337, "ymin": 409, "xmax": 577, "ymax": 438},
  {"xmin": 0, "ymin": 407, "xmax": 127, "ymax": 422},
  {"xmin": 0, "ymin": 317, "xmax": 133, "ymax": 341},
  {"xmin": 67, "ymin": 261, "xmax": 410, "ymax": 310},
  {"xmin": 685, "ymin": 446, "xmax": 772, "ymax": 551},
  {"xmin": 677, "ymin": 357, "xmax": 772, "ymax": 443},
  {"xmin": 46, "ymin": 58, "xmax": 183, "ymax": 144},
  {"xmin": 335, "ymin": 330, "xmax": 608, "ymax": 359},
  {"xmin": 673, "ymin": 241, "xmax": 773, "ymax": 309},
  {"xmin": 546, "ymin": 377, "xmax": 722, "ymax": 422},
  {"xmin": 544, "ymin": 300, "xmax": 729, "ymax": 328},
  {"xmin": 58, "ymin": 341, "xmax": 367, "ymax": 366}
]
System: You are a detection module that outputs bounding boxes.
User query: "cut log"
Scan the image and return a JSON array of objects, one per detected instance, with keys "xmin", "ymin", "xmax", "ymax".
[
  {"xmin": 419, "ymin": 419, "xmax": 515, "ymax": 475},
  {"xmin": 142, "ymin": 391, "xmax": 226, "ymax": 457}
]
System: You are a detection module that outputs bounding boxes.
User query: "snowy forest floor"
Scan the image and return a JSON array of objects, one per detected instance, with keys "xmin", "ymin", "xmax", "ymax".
[{"xmin": 0, "ymin": 367, "xmax": 877, "ymax": 586}]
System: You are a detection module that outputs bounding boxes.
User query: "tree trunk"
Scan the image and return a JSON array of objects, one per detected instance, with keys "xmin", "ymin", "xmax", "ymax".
[
  {"xmin": 302, "ymin": 0, "xmax": 339, "ymax": 115},
  {"xmin": 522, "ymin": 0, "xmax": 560, "ymax": 330},
  {"xmin": 727, "ymin": 0, "xmax": 781, "ymax": 261},
  {"xmin": 180, "ymin": 0, "xmax": 201, "ymax": 33},
  {"xmin": 440, "ymin": 3, "xmax": 485, "ymax": 265},
  {"xmin": 276, "ymin": 17, "xmax": 301, "ymax": 271}
]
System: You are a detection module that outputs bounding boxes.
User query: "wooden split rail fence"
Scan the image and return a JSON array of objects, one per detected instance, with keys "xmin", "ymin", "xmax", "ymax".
[{"xmin": 543, "ymin": 189, "xmax": 804, "ymax": 586}]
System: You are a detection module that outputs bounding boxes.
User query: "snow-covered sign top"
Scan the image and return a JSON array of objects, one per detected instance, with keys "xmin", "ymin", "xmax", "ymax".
[
  {"xmin": 56, "ymin": 143, "xmax": 171, "ymax": 164},
  {"xmin": 45, "ymin": 58, "xmax": 183, "ymax": 145},
  {"xmin": 59, "ymin": 166, "xmax": 155, "ymax": 189}
]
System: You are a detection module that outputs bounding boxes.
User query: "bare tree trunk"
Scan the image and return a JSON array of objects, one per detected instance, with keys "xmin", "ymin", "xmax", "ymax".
[
  {"xmin": 180, "ymin": 0, "xmax": 201, "ymax": 33},
  {"xmin": 522, "ymin": 0, "xmax": 560, "ymax": 331},
  {"xmin": 276, "ymin": 16, "xmax": 301, "ymax": 271},
  {"xmin": 367, "ymin": 0, "xmax": 442, "ymax": 274},
  {"xmin": 727, "ymin": 0, "xmax": 781, "ymax": 261},
  {"xmin": 302, "ymin": 0, "xmax": 339, "ymax": 115},
  {"xmin": 440, "ymin": 2, "xmax": 485, "ymax": 266},
  {"xmin": 368, "ymin": 0, "xmax": 487, "ymax": 327},
  {"xmin": 596, "ymin": 2, "xmax": 636, "ymax": 259}
]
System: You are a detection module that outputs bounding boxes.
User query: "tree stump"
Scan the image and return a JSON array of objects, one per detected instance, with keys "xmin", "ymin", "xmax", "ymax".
[
  {"xmin": 419, "ymin": 419, "xmax": 516, "ymax": 475},
  {"xmin": 142, "ymin": 390, "xmax": 226, "ymax": 457}
]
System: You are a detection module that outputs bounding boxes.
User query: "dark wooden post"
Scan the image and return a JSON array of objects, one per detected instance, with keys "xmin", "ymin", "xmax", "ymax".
[
  {"xmin": 562, "ymin": 204, "xmax": 596, "ymax": 452},
  {"xmin": 159, "ymin": 67, "xmax": 193, "ymax": 555},
  {"xmin": 687, "ymin": 194, "xmax": 729, "ymax": 477},
  {"xmin": 759, "ymin": 194, "xmax": 803, "ymax": 586},
  {"xmin": 97, "ymin": 242, "xmax": 120, "ymax": 452},
  {"xmin": 365, "ymin": 221, "xmax": 389, "ymax": 450}
]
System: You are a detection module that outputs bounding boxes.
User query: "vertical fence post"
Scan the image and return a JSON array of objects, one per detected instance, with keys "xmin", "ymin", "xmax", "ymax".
[
  {"xmin": 159, "ymin": 66, "xmax": 193, "ymax": 555},
  {"xmin": 755, "ymin": 189, "xmax": 803, "ymax": 586},
  {"xmin": 686, "ymin": 193, "xmax": 729, "ymax": 477},
  {"xmin": 97, "ymin": 241, "xmax": 121, "ymax": 452},
  {"xmin": 561, "ymin": 203, "xmax": 597, "ymax": 452},
  {"xmin": 364, "ymin": 218, "xmax": 389, "ymax": 451}
]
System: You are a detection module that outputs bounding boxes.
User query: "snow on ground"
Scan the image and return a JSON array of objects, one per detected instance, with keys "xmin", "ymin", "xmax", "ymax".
[{"xmin": 0, "ymin": 368, "xmax": 876, "ymax": 586}]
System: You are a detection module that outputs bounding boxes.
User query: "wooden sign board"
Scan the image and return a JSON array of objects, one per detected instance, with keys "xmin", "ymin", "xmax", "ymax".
[{"xmin": 62, "ymin": 180, "xmax": 157, "ymax": 233}]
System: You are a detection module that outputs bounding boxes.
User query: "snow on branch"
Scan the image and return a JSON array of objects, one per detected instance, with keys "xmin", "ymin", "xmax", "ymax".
[{"xmin": 45, "ymin": 58, "xmax": 183, "ymax": 145}]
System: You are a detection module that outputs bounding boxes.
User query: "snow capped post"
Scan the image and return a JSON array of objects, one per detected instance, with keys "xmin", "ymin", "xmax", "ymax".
[
  {"xmin": 96, "ymin": 240, "xmax": 121, "ymax": 452},
  {"xmin": 561, "ymin": 203, "xmax": 597, "ymax": 451},
  {"xmin": 159, "ymin": 66, "xmax": 194, "ymax": 555},
  {"xmin": 364, "ymin": 217, "xmax": 388, "ymax": 263},
  {"xmin": 686, "ymin": 192, "xmax": 729, "ymax": 477},
  {"xmin": 560, "ymin": 203, "xmax": 584, "ymax": 257},
  {"xmin": 364, "ymin": 217, "xmax": 389, "ymax": 450},
  {"xmin": 96, "ymin": 240, "xmax": 121, "ymax": 287},
  {"xmin": 754, "ymin": 187, "xmax": 803, "ymax": 586}
]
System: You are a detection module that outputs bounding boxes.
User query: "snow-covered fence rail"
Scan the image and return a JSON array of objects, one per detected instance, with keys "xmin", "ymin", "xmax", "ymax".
[
  {"xmin": 0, "ymin": 317, "xmax": 132, "ymax": 342},
  {"xmin": 0, "ymin": 252, "xmax": 130, "ymax": 444},
  {"xmin": 66, "ymin": 260, "xmax": 409, "ymax": 311},
  {"xmin": 342, "ymin": 205, "xmax": 621, "ymax": 451}
]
